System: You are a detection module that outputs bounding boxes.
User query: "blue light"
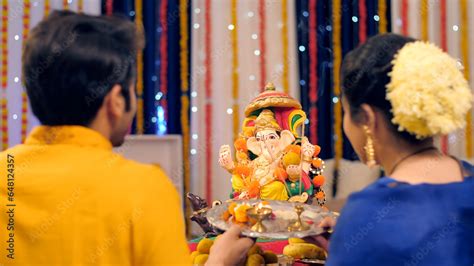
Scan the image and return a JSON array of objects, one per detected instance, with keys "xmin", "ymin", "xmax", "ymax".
[
  {"xmin": 155, "ymin": 92, "xmax": 163, "ymax": 101},
  {"xmin": 352, "ymin": 16, "xmax": 358, "ymax": 23},
  {"xmin": 326, "ymin": 25, "xmax": 332, "ymax": 31},
  {"xmin": 151, "ymin": 75, "xmax": 158, "ymax": 82},
  {"xmin": 299, "ymin": 45, "xmax": 306, "ymax": 52},
  {"xmin": 304, "ymin": 119, "xmax": 310, "ymax": 125},
  {"xmin": 302, "ymin": 11, "xmax": 309, "ymax": 17},
  {"xmin": 129, "ymin": 11, "xmax": 135, "ymax": 17},
  {"xmin": 374, "ymin": 15, "xmax": 380, "ymax": 21},
  {"xmin": 156, "ymin": 106, "xmax": 167, "ymax": 135},
  {"xmin": 300, "ymin": 80, "xmax": 306, "ymax": 86}
]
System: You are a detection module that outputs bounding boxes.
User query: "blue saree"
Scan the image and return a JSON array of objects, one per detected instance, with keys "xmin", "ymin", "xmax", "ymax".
[{"xmin": 326, "ymin": 161, "xmax": 474, "ymax": 266}]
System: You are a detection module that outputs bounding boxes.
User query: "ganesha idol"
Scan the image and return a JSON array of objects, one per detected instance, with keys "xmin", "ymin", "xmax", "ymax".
[{"xmin": 218, "ymin": 83, "xmax": 326, "ymax": 205}]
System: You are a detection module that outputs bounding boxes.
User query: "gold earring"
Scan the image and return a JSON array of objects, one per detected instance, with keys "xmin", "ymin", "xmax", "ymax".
[{"xmin": 363, "ymin": 126, "xmax": 377, "ymax": 168}]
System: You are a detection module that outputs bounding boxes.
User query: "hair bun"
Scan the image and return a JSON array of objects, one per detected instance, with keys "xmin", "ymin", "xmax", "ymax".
[{"xmin": 386, "ymin": 41, "xmax": 473, "ymax": 139}]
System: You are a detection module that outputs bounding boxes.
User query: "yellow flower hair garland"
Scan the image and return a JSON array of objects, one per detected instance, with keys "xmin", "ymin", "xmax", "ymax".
[{"xmin": 387, "ymin": 41, "xmax": 473, "ymax": 139}]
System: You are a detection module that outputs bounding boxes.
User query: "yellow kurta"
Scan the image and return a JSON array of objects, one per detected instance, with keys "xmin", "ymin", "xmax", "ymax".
[{"xmin": 0, "ymin": 126, "xmax": 191, "ymax": 265}]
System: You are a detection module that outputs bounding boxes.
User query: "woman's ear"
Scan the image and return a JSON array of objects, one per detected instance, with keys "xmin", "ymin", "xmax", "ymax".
[{"xmin": 359, "ymin": 103, "xmax": 377, "ymax": 132}]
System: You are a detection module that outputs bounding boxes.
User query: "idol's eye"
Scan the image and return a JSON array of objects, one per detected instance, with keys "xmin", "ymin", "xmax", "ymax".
[
  {"xmin": 256, "ymin": 137, "xmax": 261, "ymax": 141},
  {"xmin": 269, "ymin": 135, "xmax": 277, "ymax": 140}
]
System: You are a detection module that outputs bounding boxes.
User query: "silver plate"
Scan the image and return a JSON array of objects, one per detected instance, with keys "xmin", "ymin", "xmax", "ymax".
[{"xmin": 206, "ymin": 199, "xmax": 337, "ymax": 239}]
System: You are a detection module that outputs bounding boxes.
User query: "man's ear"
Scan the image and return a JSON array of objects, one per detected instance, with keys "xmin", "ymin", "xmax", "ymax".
[
  {"xmin": 247, "ymin": 137, "xmax": 262, "ymax": 156},
  {"xmin": 359, "ymin": 103, "xmax": 377, "ymax": 132},
  {"xmin": 105, "ymin": 84, "xmax": 126, "ymax": 118}
]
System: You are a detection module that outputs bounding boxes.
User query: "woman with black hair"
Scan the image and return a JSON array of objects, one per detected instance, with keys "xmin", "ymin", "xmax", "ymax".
[{"xmin": 316, "ymin": 33, "xmax": 474, "ymax": 265}]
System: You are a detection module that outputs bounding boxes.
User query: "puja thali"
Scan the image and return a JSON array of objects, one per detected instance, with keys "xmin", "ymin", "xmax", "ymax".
[{"xmin": 206, "ymin": 199, "xmax": 337, "ymax": 239}]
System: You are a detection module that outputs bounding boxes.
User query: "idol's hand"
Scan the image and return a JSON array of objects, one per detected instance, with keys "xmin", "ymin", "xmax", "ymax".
[
  {"xmin": 301, "ymin": 137, "xmax": 315, "ymax": 159},
  {"xmin": 206, "ymin": 225, "xmax": 254, "ymax": 266},
  {"xmin": 218, "ymin": 145, "xmax": 235, "ymax": 171},
  {"xmin": 302, "ymin": 216, "xmax": 336, "ymax": 252}
]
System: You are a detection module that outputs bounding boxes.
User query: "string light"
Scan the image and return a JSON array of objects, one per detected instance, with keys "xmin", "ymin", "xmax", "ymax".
[
  {"xmin": 151, "ymin": 117, "xmax": 157, "ymax": 123},
  {"xmin": 452, "ymin": 25, "xmax": 459, "ymax": 31},
  {"xmin": 228, "ymin": 24, "xmax": 235, "ymax": 30},
  {"xmin": 191, "ymin": 91, "xmax": 197, "ymax": 97},
  {"xmin": 298, "ymin": 45, "xmax": 306, "ymax": 52},
  {"xmin": 191, "ymin": 106, "xmax": 198, "ymax": 112},
  {"xmin": 374, "ymin": 15, "xmax": 380, "ymax": 21},
  {"xmin": 226, "ymin": 108, "xmax": 233, "ymax": 114},
  {"xmin": 249, "ymin": 75, "xmax": 256, "ymax": 81},
  {"xmin": 155, "ymin": 92, "xmax": 163, "ymax": 100},
  {"xmin": 192, "ymin": 134, "xmax": 198, "ymax": 140},
  {"xmin": 332, "ymin": 96, "xmax": 339, "ymax": 103},
  {"xmin": 14, "ymin": 35, "xmax": 19, "ymax": 40},
  {"xmin": 13, "ymin": 77, "xmax": 19, "ymax": 83},
  {"xmin": 129, "ymin": 11, "xmax": 135, "ymax": 16},
  {"xmin": 302, "ymin": 11, "xmax": 309, "ymax": 17},
  {"xmin": 254, "ymin": 49, "xmax": 261, "ymax": 56},
  {"xmin": 193, "ymin": 23, "xmax": 200, "ymax": 29},
  {"xmin": 247, "ymin": 11, "xmax": 254, "ymax": 17},
  {"xmin": 190, "ymin": 149, "xmax": 197, "ymax": 155},
  {"xmin": 12, "ymin": 114, "xmax": 18, "ymax": 120},
  {"xmin": 326, "ymin": 25, "xmax": 332, "ymax": 31},
  {"xmin": 299, "ymin": 80, "xmax": 306, "ymax": 86},
  {"xmin": 352, "ymin": 16, "xmax": 358, "ymax": 22},
  {"xmin": 194, "ymin": 8, "xmax": 201, "ymax": 14},
  {"xmin": 151, "ymin": 75, "xmax": 158, "ymax": 82},
  {"xmin": 251, "ymin": 33, "xmax": 258, "ymax": 39}
]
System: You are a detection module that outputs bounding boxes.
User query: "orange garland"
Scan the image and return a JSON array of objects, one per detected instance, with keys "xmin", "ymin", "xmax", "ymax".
[
  {"xmin": 135, "ymin": 0, "xmax": 144, "ymax": 134},
  {"xmin": 1, "ymin": 0, "xmax": 8, "ymax": 150},
  {"xmin": 281, "ymin": 0, "xmax": 289, "ymax": 93},
  {"xmin": 63, "ymin": 0, "xmax": 69, "ymax": 10},
  {"xmin": 420, "ymin": 0, "xmax": 428, "ymax": 41},
  {"xmin": 44, "ymin": 0, "xmax": 51, "ymax": 17},
  {"xmin": 21, "ymin": 0, "xmax": 31, "ymax": 143},
  {"xmin": 78, "ymin": 0, "xmax": 83, "ymax": 13},
  {"xmin": 332, "ymin": 0, "xmax": 343, "ymax": 170},
  {"xmin": 231, "ymin": 0, "xmax": 239, "ymax": 140},
  {"xmin": 377, "ymin": 0, "xmax": 387, "ymax": 33},
  {"xmin": 460, "ymin": 0, "xmax": 472, "ymax": 157}
]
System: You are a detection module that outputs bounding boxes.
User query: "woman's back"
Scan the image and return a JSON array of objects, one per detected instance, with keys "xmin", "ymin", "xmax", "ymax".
[{"xmin": 326, "ymin": 162, "xmax": 474, "ymax": 266}]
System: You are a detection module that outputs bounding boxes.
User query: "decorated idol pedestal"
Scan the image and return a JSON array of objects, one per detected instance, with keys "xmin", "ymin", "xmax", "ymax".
[{"xmin": 188, "ymin": 83, "xmax": 335, "ymax": 265}]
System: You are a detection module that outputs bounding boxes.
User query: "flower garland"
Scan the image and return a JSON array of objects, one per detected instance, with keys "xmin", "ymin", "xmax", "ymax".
[
  {"xmin": 377, "ymin": 0, "xmax": 387, "ymax": 33},
  {"xmin": 420, "ymin": 0, "xmax": 428, "ymax": 41},
  {"xmin": 460, "ymin": 0, "xmax": 472, "ymax": 157},
  {"xmin": 1, "ymin": 0, "xmax": 8, "ymax": 150},
  {"xmin": 231, "ymin": 0, "xmax": 239, "ymax": 141},
  {"xmin": 204, "ymin": 0, "xmax": 213, "ymax": 202},
  {"xmin": 400, "ymin": 0, "xmax": 408, "ymax": 36},
  {"xmin": 78, "ymin": 0, "xmax": 83, "ymax": 13},
  {"xmin": 358, "ymin": 0, "xmax": 367, "ymax": 43},
  {"xmin": 135, "ymin": 0, "xmax": 144, "ymax": 134},
  {"xmin": 63, "ymin": 0, "xmax": 69, "ymax": 10},
  {"xmin": 308, "ymin": 0, "xmax": 318, "ymax": 144},
  {"xmin": 105, "ymin": 0, "xmax": 113, "ymax": 16},
  {"xmin": 159, "ymin": 0, "xmax": 168, "ymax": 123},
  {"xmin": 258, "ymin": 0, "xmax": 267, "ymax": 91},
  {"xmin": 21, "ymin": 0, "xmax": 31, "ymax": 143},
  {"xmin": 440, "ymin": 0, "xmax": 448, "ymax": 154},
  {"xmin": 281, "ymin": 0, "xmax": 289, "ymax": 94},
  {"xmin": 179, "ymin": 0, "xmax": 191, "ymax": 235},
  {"xmin": 332, "ymin": 0, "xmax": 343, "ymax": 170},
  {"xmin": 387, "ymin": 42, "xmax": 472, "ymax": 139}
]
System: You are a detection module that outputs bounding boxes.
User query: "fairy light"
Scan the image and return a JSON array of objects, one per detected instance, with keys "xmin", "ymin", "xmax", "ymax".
[
  {"xmin": 251, "ymin": 33, "xmax": 258, "ymax": 39},
  {"xmin": 191, "ymin": 106, "xmax": 198, "ymax": 112},
  {"xmin": 192, "ymin": 134, "xmax": 198, "ymax": 140},
  {"xmin": 228, "ymin": 24, "xmax": 235, "ymax": 30},
  {"xmin": 254, "ymin": 49, "xmax": 261, "ymax": 56},
  {"xmin": 249, "ymin": 75, "xmax": 256, "ymax": 81},
  {"xmin": 452, "ymin": 25, "xmax": 459, "ymax": 31},
  {"xmin": 193, "ymin": 23, "xmax": 200, "ymax": 29},
  {"xmin": 247, "ymin": 11, "xmax": 254, "ymax": 17},
  {"xmin": 226, "ymin": 108, "xmax": 233, "ymax": 114}
]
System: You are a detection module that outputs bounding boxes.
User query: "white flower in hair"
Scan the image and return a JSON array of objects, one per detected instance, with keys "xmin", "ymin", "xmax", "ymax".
[{"xmin": 386, "ymin": 41, "xmax": 473, "ymax": 139}]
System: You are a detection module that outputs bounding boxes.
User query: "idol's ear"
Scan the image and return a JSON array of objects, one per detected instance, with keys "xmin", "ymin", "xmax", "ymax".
[
  {"xmin": 247, "ymin": 137, "xmax": 262, "ymax": 156},
  {"xmin": 279, "ymin": 130, "xmax": 296, "ymax": 149}
]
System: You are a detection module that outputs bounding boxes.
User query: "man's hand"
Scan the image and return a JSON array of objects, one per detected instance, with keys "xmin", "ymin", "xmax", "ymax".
[
  {"xmin": 302, "ymin": 216, "xmax": 336, "ymax": 252},
  {"xmin": 206, "ymin": 226, "xmax": 254, "ymax": 266}
]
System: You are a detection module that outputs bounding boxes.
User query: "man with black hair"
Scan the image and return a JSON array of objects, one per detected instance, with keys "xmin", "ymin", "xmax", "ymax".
[{"xmin": 0, "ymin": 11, "xmax": 252, "ymax": 265}]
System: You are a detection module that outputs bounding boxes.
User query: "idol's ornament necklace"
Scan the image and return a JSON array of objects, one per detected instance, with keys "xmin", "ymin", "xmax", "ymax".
[{"xmin": 386, "ymin": 147, "xmax": 438, "ymax": 176}]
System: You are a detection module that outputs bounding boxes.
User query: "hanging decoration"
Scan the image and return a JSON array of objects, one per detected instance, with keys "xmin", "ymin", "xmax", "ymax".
[
  {"xmin": 378, "ymin": 0, "xmax": 387, "ymax": 33},
  {"xmin": 400, "ymin": 0, "xmax": 408, "ymax": 36},
  {"xmin": 460, "ymin": 0, "xmax": 472, "ymax": 157},
  {"xmin": 21, "ymin": 0, "xmax": 31, "ymax": 143},
  {"xmin": 440, "ymin": 0, "xmax": 448, "ymax": 154},
  {"xmin": 135, "ymin": 0, "xmax": 144, "ymax": 134},
  {"xmin": 281, "ymin": 0, "xmax": 289, "ymax": 93},
  {"xmin": 420, "ymin": 0, "xmax": 428, "ymax": 41},
  {"xmin": 78, "ymin": 0, "xmax": 83, "ymax": 13},
  {"xmin": 231, "ymin": 0, "xmax": 239, "ymax": 140},
  {"xmin": 258, "ymin": 0, "xmax": 267, "ymax": 91},
  {"xmin": 105, "ymin": 0, "xmax": 113, "ymax": 16},
  {"xmin": 179, "ymin": 0, "xmax": 191, "ymax": 235},
  {"xmin": 332, "ymin": 0, "xmax": 343, "ymax": 170},
  {"xmin": 204, "ymin": 0, "xmax": 213, "ymax": 202},
  {"xmin": 159, "ymin": 0, "xmax": 168, "ymax": 123},
  {"xmin": 1, "ymin": 0, "xmax": 8, "ymax": 150},
  {"xmin": 308, "ymin": 0, "xmax": 318, "ymax": 144},
  {"xmin": 63, "ymin": 0, "xmax": 69, "ymax": 10},
  {"xmin": 359, "ymin": 0, "xmax": 367, "ymax": 43}
]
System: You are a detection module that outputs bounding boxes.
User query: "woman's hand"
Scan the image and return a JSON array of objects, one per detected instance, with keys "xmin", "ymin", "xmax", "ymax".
[
  {"xmin": 206, "ymin": 225, "xmax": 254, "ymax": 266},
  {"xmin": 302, "ymin": 216, "xmax": 336, "ymax": 252}
]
